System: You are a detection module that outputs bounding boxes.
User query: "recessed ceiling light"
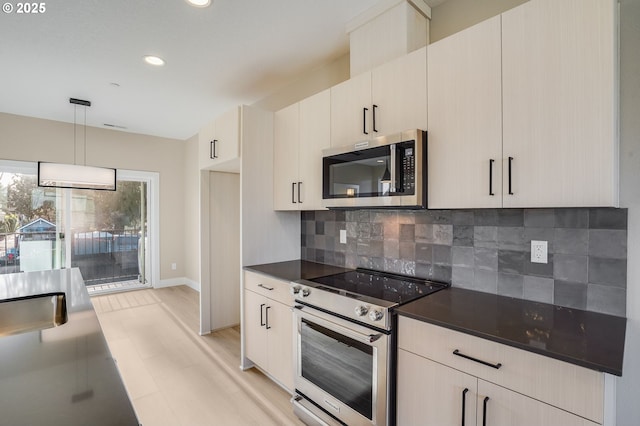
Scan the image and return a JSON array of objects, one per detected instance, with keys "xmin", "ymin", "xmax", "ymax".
[
  {"xmin": 377, "ymin": 160, "xmax": 384, "ymax": 163},
  {"xmin": 144, "ymin": 55, "xmax": 165, "ymax": 66},
  {"xmin": 186, "ymin": 0, "xmax": 211, "ymax": 7}
]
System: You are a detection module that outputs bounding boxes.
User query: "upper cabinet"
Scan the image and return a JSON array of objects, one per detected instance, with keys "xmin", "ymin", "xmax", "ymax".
[
  {"xmin": 198, "ymin": 106, "xmax": 241, "ymax": 171},
  {"xmin": 427, "ymin": 16, "xmax": 503, "ymax": 209},
  {"xmin": 428, "ymin": 0, "xmax": 618, "ymax": 209},
  {"xmin": 274, "ymin": 89, "xmax": 330, "ymax": 211},
  {"xmin": 501, "ymin": 0, "xmax": 617, "ymax": 208},
  {"xmin": 330, "ymin": 47, "xmax": 427, "ymax": 148}
]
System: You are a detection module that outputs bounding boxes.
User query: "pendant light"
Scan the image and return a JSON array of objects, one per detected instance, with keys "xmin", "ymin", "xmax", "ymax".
[{"xmin": 38, "ymin": 98, "xmax": 117, "ymax": 191}]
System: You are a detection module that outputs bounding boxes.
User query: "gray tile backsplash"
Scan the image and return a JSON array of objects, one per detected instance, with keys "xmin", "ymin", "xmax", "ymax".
[{"xmin": 301, "ymin": 208, "xmax": 628, "ymax": 317}]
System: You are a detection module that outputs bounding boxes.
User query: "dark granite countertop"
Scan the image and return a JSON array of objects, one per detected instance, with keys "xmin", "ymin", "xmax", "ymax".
[
  {"xmin": 396, "ymin": 287, "xmax": 626, "ymax": 376},
  {"xmin": 244, "ymin": 259, "xmax": 351, "ymax": 282},
  {"xmin": 0, "ymin": 269, "xmax": 139, "ymax": 426}
]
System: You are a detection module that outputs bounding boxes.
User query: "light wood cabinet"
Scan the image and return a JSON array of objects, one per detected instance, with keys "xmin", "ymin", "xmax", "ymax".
[
  {"xmin": 274, "ymin": 89, "xmax": 330, "ymax": 210},
  {"xmin": 198, "ymin": 106, "xmax": 240, "ymax": 171},
  {"xmin": 274, "ymin": 103, "xmax": 299, "ymax": 210},
  {"xmin": 427, "ymin": 0, "xmax": 618, "ymax": 208},
  {"xmin": 478, "ymin": 380, "xmax": 598, "ymax": 426},
  {"xmin": 427, "ymin": 16, "xmax": 503, "ymax": 209},
  {"xmin": 397, "ymin": 316, "xmax": 608, "ymax": 425},
  {"xmin": 243, "ymin": 271, "xmax": 294, "ymax": 391},
  {"xmin": 501, "ymin": 0, "xmax": 617, "ymax": 208},
  {"xmin": 348, "ymin": 1, "xmax": 428, "ymax": 77},
  {"xmin": 398, "ymin": 349, "xmax": 598, "ymax": 426},
  {"xmin": 397, "ymin": 349, "xmax": 477, "ymax": 426},
  {"xmin": 330, "ymin": 47, "xmax": 427, "ymax": 148}
]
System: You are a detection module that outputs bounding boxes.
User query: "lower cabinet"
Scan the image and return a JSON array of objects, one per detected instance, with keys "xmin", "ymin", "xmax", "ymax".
[
  {"xmin": 398, "ymin": 349, "xmax": 598, "ymax": 426},
  {"xmin": 397, "ymin": 349, "xmax": 477, "ymax": 425},
  {"xmin": 397, "ymin": 317, "xmax": 607, "ymax": 426},
  {"xmin": 243, "ymin": 272, "xmax": 294, "ymax": 392}
]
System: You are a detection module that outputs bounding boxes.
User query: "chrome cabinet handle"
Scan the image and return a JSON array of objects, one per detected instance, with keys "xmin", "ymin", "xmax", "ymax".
[
  {"xmin": 453, "ymin": 349, "xmax": 502, "ymax": 369},
  {"xmin": 258, "ymin": 284, "xmax": 274, "ymax": 291},
  {"xmin": 292, "ymin": 182, "xmax": 297, "ymax": 204},
  {"xmin": 298, "ymin": 181, "xmax": 302, "ymax": 204}
]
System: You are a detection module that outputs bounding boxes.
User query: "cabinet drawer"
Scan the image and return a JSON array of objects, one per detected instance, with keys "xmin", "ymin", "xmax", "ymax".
[
  {"xmin": 398, "ymin": 317, "xmax": 604, "ymax": 423},
  {"xmin": 244, "ymin": 271, "xmax": 292, "ymax": 306}
]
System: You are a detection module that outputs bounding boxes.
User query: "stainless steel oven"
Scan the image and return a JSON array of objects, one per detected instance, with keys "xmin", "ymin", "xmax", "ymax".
[
  {"xmin": 322, "ymin": 129, "xmax": 426, "ymax": 209},
  {"xmin": 293, "ymin": 304, "xmax": 390, "ymax": 426},
  {"xmin": 290, "ymin": 269, "xmax": 448, "ymax": 426}
]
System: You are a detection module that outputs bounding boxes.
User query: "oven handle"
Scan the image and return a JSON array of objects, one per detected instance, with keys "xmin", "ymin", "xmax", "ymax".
[{"xmin": 294, "ymin": 304, "xmax": 388, "ymax": 347}]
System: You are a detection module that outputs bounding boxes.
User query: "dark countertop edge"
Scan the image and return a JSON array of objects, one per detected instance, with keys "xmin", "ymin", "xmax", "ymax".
[
  {"xmin": 396, "ymin": 310, "xmax": 623, "ymax": 376},
  {"xmin": 243, "ymin": 259, "xmax": 352, "ymax": 282}
]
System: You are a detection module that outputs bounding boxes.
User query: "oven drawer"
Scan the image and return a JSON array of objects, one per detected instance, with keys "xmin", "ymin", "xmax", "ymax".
[
  {"xmin": 398, "ymin": 316, "xmax": 604, "ymax": 423},
  {"xmin": 244, "ymin": 271, "xmax": 293, "ymax": 306}
]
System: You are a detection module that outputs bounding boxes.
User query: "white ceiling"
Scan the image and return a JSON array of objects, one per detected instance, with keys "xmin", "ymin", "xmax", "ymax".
[{"xmin": 0, "ymin": 0, "xmax": 444, "ymax": 141}]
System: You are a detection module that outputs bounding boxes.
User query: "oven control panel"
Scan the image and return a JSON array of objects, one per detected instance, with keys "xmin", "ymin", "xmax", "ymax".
[{"xmin": 291, "ymin": 281, "xmax": 391, "ymax": 331}]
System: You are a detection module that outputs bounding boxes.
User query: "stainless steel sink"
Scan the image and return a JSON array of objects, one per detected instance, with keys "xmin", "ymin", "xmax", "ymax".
[{"xmin": 0, "ymin": 292, "xmax": 68, "ymax": 337}]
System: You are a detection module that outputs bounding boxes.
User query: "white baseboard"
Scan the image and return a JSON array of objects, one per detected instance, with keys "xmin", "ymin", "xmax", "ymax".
[{"xmin": 155, "ymin": 277, "xmax": 200, "ymax": 292}]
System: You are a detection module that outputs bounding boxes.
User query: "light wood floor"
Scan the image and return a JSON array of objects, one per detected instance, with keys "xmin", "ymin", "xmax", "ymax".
[{"xmin": 92, "ymin": 286, "xmax": 303, "ymax": 426}]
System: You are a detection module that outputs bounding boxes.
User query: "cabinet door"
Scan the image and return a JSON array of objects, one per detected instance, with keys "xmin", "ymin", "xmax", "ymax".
[
  {"xmin": 330, "ymin": 71, "xmax": 372, "ymax": 147},
  {"xmin": 298, "ymin": 89, "xmax": 330, "ymax": 210},
  {"xmin": 427, "ymin": 16, "xmax": 503, "ymax": 209},
  {"xmin": 372, "ymin": 46, "xmax": 427, "ymax": 136},
  {"xmin": 478, "ymin": 380, "xmax": 599, "ymax": 426},
  {"xmin": 397, "ymin": 349, "xmax": 477, "ymax": 426},
  {"xmin": 273, "ymin": 103, "xmax": 300, "ymax": 210},
  {"xmin": 502, "ymin": 0, "xmax": 617, "ymax": 207},
  {"xmin": 213, "ymin": 106, "xmax": 241, "ymax": 164},
  {"xmin": 198, "ymin": 118, "xmax": 216, "ymax": 170},
  {"xmin": 265, "ymin": 299, "xmax": 294, "ymax": 392},
  {"xmin": 243, "ymin": 290, "xmax": 268, "ymax": 369}
]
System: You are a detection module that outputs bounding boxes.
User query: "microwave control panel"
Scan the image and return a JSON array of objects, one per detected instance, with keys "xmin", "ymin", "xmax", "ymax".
[{"xmin": 400, "ymin": 144, "xmax": 415, "ymax": 194}]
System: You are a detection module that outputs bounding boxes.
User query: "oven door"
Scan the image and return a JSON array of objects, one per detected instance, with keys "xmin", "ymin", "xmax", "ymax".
[{"xmin": 293, "ymin": 304, "xmax": 390, "ymax": 426}]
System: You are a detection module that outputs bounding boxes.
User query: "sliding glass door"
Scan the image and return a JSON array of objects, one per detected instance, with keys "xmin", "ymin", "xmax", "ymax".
[{"xmin": 0, "ymin": 161, "xmax": 155, "ymax": 292}]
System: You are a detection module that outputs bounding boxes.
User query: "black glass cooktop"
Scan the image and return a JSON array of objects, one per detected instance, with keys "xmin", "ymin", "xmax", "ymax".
[{"xmin": 309, "ymin": 268, "xmax": 449, "ymax": 306}]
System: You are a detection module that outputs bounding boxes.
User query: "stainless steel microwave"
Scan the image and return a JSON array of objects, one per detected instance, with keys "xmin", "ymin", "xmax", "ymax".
[{"xmin": 322, "ymin": 129, "xmax": 427, "ymax": 209}]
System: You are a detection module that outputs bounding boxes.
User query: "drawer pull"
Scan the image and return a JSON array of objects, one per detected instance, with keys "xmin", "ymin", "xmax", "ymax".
[
  {"xmin": 453, "ymin": 349, "xmax": 502, "ymax": 370},
  {"xmin": 461, "ymin": 388, "xmax": 469, "ymax": 426},
  {"xmin": 258, "ymin": 284, "xmax": 274, "ymax": 291}
]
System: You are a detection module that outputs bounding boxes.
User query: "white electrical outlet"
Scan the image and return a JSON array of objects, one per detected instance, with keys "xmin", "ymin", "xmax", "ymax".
[
  {"xmin": 339, "ymin": 229, "xmax": 347, "ymax": 244},
  {"xmin": 530, "ymin": 240, "xmax": 548, "ymax": 264},
  {"xmin": 171, "ymin": 263, "xmax": 177, "ymax": 270}
]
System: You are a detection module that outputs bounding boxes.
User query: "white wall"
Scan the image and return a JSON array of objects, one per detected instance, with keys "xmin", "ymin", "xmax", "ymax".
[
  {"xmin": 0, "ymin": 112, "xmax": 187, "ymax": 283},
  {"xmin": 616, "ymin": 0, "xmax": 640, "ymax": 424}
]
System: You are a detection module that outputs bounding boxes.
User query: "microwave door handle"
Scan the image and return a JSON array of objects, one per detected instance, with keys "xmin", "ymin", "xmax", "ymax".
[{"xmin": 389, "ymin": 144, "xmax": 397, "ymax": 193}]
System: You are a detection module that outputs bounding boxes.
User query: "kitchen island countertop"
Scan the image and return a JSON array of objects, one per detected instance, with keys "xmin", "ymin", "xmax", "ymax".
[{"xmin": 0, "ymin": 268, "xmax": 138, "ymax": 426}]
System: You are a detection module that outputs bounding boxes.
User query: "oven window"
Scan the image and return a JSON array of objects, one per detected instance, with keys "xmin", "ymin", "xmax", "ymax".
[{"xmin": 300, "ymin": 318, "xmax": 373, "ymax": 420}]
